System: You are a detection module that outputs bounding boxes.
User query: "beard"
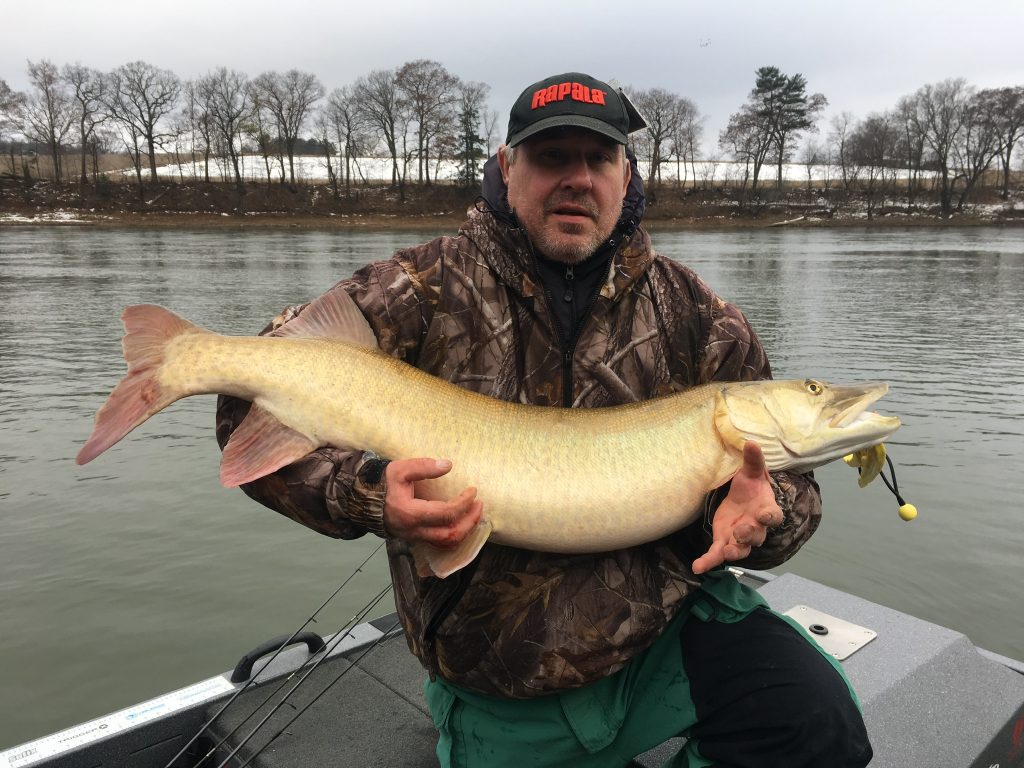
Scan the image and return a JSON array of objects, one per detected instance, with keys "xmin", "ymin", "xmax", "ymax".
[{"xmin": 521, "ymin": 195, "xmax": 623, "ymax": 265}]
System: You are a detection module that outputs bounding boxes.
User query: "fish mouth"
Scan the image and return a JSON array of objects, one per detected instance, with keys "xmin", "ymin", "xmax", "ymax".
[{"xmin": 827, "ymin": 382, "xmax": 891, "ymax": 428}]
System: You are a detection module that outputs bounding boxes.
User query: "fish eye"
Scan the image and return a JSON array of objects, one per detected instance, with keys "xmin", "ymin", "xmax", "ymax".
[{"xmin": 805, "ymin": 380, "xmax": 824, "ymax": 396}]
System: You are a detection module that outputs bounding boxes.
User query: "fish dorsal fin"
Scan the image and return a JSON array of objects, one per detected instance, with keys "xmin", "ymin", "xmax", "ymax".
[
  {"xmin": 220, "ymin": 404, "xmax": 318, "ymax": 487},
  {"xmin": 412, "ymin": 519, "xmax": 493, "ymax": 579},
  {"xmin": 271, "ymin": 287, "xmax": 378, "ymax": 348}
]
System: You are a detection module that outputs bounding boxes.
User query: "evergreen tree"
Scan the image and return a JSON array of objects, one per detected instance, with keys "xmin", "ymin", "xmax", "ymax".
[
  {"xmin": 750, "ymin": 66, "xmax": 827, "ymax": 189},
  {"xmin": 453, "ymin": 82, "xmax": 489, "ymax": 188}
]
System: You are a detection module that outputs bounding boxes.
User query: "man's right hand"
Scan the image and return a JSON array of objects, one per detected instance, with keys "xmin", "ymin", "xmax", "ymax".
[{"xmin": 383, "ymin": 458, "xmax": 483, "ymax": 548}]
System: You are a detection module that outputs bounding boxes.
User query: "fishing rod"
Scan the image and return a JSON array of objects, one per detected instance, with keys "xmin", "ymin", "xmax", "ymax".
[
  {"xmin": 211, "ymin": 584, "xmax": 396, "ymax": 768},
  {"xmin": 165, "ymin": 541, "xmax": 386, "ymax": 768},
  {"xmin": 195, "ymin": 583, "xmax": 394, "ymax": 768},
  {"xmin": 234, "ymin": 613, "xmax": 404, "ymax": 768}
]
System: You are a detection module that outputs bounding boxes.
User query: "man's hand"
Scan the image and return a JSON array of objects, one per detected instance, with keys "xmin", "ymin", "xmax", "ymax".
[
  {"xmin": 692, "ymin": 441, "xmax": 783, "ymax": 575},
  {"xmin": 383, "ymin": 458, "xmax": 483, "ymax": 548}
]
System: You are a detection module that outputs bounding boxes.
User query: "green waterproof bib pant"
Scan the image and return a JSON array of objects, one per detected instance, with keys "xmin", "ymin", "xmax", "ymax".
[{"xmin": 424, "ymin": 571, "xmax": 871, "ymax": 768}]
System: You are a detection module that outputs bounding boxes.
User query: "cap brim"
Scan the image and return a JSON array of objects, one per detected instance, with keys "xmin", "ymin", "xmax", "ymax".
[{"xmin": 507, "ymin": 115, "xmax": 628, "ymax": 147}]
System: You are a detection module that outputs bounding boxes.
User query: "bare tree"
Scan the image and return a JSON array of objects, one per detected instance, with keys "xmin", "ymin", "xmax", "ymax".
[
  {"xmin": 0, "ymin": 79, "xmax": 28, "ymax": 175},
  {"xmin": 797, "ymin": 138, "xmax": 821, "ymax": 196},
  {"xmin": 719, "ymin": 104, "xmax": 770, "ymax": 192},
  {"xmin": 908, "ymin": 78, "xmax": 972, "ymax": 216},
  {"xmin": 395, "ymin": 60, "xmax": 459, "ymax": 185},
  {"xmin": 247, "ymin": 87, "xmax": 281, "ymax": 184},
  {"xmin": 976, "ymin": 86, "xmax": 1024, "ymax": 199},
  {"xmin": 483, "ymin": 108, "xmax": 500, "ymax": 157},
  {"xmin": 106, "ymin": 61, "xmax": 181, "ymax": 182},
  {"xmin": 197, "ymin": 67, "xmax": 250, "ymax": 192},
  {"xmin": 893, "ymin": 95, "xmax": 927, "ymax": 204},
  {"xmin": 849, "ymin": 113, "xmax": 899, "ymax": 218},
  {"xmin": 671, "ymin": 97, "xmax": 703, "ymax": 189},
  {"xmin": 354, "ymin": 68, "xmax": 406, "ymax": 194},
  {"xmin": 23, "ymin": 59, "xmax": 74, "ymax": 181},
  {"xmin": 250, "ymin": 70, "xmax": 324, "ymax": 187},
  {"xmin": 311, "ymin": 111, "xmax": 338, "ymax": 198},
  {"xmin": 324, "ymin": 86, "xmax": 366, "ymax": 194},
  {"xmin": 827, "ymin": 112, "xmax": 858, "ymax": 192},
  {"xmin": 181, "ymin": 80, "xmax": 214, "ymax": 183},
  {"xmin": 61, "ymin": 63, "xmax": 107, "ymax": 184},
  {"xmin": 952, "ymin": 90, "xmax": 1004, "ymax": 210},
  {"xmin": 627, "ymin": 87, "xmax": 681, "ymax": 202}
]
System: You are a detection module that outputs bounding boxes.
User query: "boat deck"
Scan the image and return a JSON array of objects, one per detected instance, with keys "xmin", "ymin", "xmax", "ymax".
[{"xmin": 6, "ymin": 570, "xmax": 1024, "ymax": 767}]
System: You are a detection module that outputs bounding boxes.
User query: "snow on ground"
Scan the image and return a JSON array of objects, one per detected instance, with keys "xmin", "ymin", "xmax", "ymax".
[
  {"xmin": 0, "ymin": 210, "xmax": 98, "ymax": 223},
  {"xmin": 123, "ymin": 155, "xmax": 928, "ymax": 185}
]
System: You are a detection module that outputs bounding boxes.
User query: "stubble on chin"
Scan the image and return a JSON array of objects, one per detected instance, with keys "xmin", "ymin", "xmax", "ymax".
[
  {"xmin": 523, "ymin": 200, "xmax": 624, "ymax": 265},
  {"xmin": 532, "ymin": 227, "xmax": 600, "ymax": 264}
]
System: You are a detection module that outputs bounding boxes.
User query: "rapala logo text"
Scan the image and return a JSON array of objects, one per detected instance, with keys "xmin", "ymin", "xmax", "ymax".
[{"xmin": 531, "ymin": 82, "xmax": 606, "ymax": 109}]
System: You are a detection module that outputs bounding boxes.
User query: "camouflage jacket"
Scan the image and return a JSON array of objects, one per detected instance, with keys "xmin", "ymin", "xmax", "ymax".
[{"xmin": 216, "ymin": 204, "xmax": 822, "ymax": 699}]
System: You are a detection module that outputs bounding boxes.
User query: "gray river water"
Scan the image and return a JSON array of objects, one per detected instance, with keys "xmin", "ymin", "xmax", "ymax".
[{"xmin": 1, "ymin": 224, "xmax": 1022, "ymax": 748}]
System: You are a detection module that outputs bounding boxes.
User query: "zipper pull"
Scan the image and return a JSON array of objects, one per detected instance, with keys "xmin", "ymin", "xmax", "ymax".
[{"xmin": 563, "ymin": 265, "xmax": 574, "ymax": 303}]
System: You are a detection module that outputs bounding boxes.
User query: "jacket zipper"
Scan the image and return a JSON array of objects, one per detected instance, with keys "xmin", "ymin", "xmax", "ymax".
[
  {"xmin": 541, "ymin": 255, "xmax": 614, "ymax": 407},
  {"xmin": 561, "ymin": 265, "xmax": 576, "ymax": 407}
]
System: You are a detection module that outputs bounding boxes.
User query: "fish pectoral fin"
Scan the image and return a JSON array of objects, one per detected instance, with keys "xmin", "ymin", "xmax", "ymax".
[
  {"xmin": 412, "ymin": 519, "xmax": 493, "ymax": 579},
  {"xmin": 220, "ymin": 404, "xmax": 318, "ymax": 487}
]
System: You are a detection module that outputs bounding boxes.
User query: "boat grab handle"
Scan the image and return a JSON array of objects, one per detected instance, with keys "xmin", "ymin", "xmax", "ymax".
[{"xmin": 230, "ymin": 631, "xmax": 326, "ymax": 683}]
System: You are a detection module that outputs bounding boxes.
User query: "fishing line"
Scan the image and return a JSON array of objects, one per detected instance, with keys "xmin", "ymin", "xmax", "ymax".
[
  {"xmin": 164, "ymin": 541, "xmax": 386, "ymax": 768},
  {"xmin": 195, "ymin": 583, "xmax": 393, "ymax": 768},
  {"xmin": 877, "ymin": 453, "xmax": 917, "ymax": 519},
  {"xmin": 235, "ymin": 615, "xmax": 405, "ymax": 768},
  {"xmin": 212, "ymin": 584, "xmax": 396, "ymax": 768},
  {"xmin": 848, "ymin": 447, "xmax": 917, "ymax": 521}
]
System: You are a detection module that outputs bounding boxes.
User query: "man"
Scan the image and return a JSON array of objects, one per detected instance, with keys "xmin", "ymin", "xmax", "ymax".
[{"xmin": 217, "ymin": 72, "xmax": 871, "ymax": 767}]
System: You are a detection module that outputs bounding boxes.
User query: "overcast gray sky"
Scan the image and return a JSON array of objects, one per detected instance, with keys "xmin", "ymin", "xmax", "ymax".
[{"xmin": 4, "ymin": 0, "xmax": 1023, "ymax": 153}]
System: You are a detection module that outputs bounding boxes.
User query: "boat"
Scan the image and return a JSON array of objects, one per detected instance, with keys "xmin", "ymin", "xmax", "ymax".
[{"xmin": 4, "ymin": 567, "xmax": 1023, "ymax": 768}]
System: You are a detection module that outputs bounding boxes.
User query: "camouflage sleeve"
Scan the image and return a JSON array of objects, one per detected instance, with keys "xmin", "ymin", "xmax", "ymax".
[
  {"xmin": 214, "ymin": 247, "xmax": 439, "ymax": 540},
  {"xmin": 694, "ymin": 296, "xmax": 823, "ymax": 569}
]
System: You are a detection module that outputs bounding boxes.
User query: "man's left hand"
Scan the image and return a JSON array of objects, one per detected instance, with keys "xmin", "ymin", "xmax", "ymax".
[{"xmin": 692, "ymin": 441, "xmax": 783, "ymax": 575}]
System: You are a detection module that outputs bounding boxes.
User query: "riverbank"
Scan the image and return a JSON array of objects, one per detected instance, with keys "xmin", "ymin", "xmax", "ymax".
[{"xmin": 2, "ymin": 177, "xmax": 1023, "ymax": 230}]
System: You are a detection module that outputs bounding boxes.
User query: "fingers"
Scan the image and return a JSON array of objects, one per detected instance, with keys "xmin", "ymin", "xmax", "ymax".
[
  {"xmin": 731, "ymin": 522, "xmax": 768, "ymax": 548},
  {"xmin": 758, "ymin": 506, "xmax": 784, "ymax": 528},
  {"xmin": 389, "ymin": 457, "xmax": 454, "ymax": 483},
  {"xmin": 692, "ymin": 529, "xmax": 761, "ymax": 575},
  {"xmin": 383, "ymin": 458, "xmax": 483, "ymax": 548},
  {"xmin": 404, "ymin": 486, "xmax": 478, "ymax": 529},
  {"xmin": 691, "ymin": 540, "xmax": 725, "ymax": 575},
  {"xmin": 740, "ymin": 440, "xmax": 768, "ymax": 478}
]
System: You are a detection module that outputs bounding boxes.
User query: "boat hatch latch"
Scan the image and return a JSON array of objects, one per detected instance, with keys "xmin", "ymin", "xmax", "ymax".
[{"xmin": 783, "ymin": 605, "xmax": 877, "ymax": 660}]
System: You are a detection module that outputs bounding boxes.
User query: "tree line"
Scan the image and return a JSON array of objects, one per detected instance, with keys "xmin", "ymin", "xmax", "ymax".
[
  {"xmin": 1, "ymin": 59, "xmax": 1022, "ymax": 216},
  {"xmin": 0, "ymin": 59, "xmax": 496, "ymax": 200}
]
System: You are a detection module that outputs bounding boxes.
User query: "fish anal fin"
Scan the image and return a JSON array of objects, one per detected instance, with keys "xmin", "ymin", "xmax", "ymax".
[
  {"xmin": 270, "ymin": 287, "xmax": 378, "ymax": 348},
  {"xmin": 412, "ymin": 519, "xmax": 493, "ymax": 579},
  {"xmin": 220, "ymin": 404, "xmax": 318, "ymax": 487}
]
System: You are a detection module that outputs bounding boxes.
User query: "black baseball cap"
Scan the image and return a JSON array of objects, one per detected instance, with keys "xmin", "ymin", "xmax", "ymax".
[{"xmin": 505, "ymin": 72, "xmax": 648, "ymax": 147}]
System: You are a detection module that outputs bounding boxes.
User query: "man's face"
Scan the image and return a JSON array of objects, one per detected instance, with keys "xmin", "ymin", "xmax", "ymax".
[{"xmin": 498, "ymin": 129, "xmax": 631, "ymax": 264}]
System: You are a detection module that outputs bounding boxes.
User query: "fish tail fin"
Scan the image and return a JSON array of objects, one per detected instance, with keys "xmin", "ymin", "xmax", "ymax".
[{"xmin": 76, "ymin": 304, "xmax": 204, "ymax": 465}]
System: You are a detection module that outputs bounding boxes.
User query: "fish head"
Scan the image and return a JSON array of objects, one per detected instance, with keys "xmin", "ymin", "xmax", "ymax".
[{"xmin": 713, "ymin": 379, "xmax": 901, "ymax": 473}]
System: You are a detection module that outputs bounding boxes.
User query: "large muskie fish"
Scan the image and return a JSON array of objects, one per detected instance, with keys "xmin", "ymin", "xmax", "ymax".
[{"xmin": 77, "ymin": 289, "xmax": 901, "ymax": 578}]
